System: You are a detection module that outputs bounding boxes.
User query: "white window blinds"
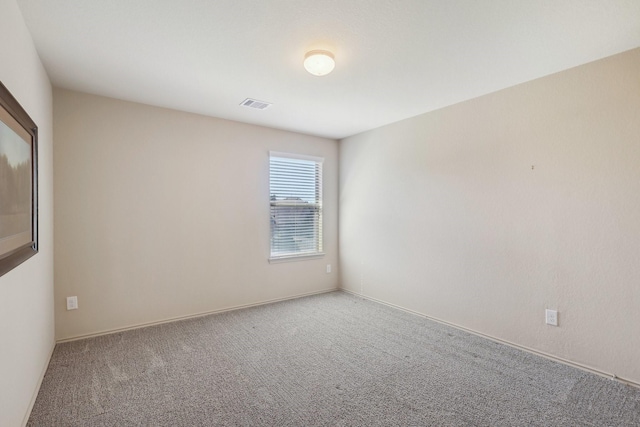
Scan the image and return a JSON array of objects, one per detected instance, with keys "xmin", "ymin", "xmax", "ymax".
[{"xmin": 269, "ymin": 152, "xmax": 323, "ymax": 260}]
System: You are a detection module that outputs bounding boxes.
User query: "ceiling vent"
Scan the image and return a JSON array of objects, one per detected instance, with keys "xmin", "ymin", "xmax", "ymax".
[{"xmin": 240, "ymin": 98, "xmax": 272, "ymax": 110}]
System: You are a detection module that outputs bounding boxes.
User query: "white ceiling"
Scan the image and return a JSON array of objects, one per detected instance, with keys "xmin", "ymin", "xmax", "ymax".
[{"xmin": 16, "ymin": 0, "xmax": 640, "ymax": 139}]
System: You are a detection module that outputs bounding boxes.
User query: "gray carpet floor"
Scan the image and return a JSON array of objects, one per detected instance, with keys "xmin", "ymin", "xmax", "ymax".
[{"xmin": 29, "ymin": 291, "xmax": 640, "ymax": 426}]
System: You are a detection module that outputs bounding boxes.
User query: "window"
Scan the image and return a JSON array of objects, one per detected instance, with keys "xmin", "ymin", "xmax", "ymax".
[{"xmin": 269, "ymin": 152, "xmax": 323, "ymax": 260}]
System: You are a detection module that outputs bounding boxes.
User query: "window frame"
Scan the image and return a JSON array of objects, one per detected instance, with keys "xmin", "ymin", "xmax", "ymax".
[{"xmin": 268, "ymin": 151, "xmax": 324, "ymax": 263}]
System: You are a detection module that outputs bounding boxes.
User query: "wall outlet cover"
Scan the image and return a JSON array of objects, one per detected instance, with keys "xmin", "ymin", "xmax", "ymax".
[{"xmin": 67, "ymin": 296, "xmax": 78, "ymax": 310}]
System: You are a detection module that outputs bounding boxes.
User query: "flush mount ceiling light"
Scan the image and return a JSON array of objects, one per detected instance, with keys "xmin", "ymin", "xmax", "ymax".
[{"xmin": 303, "ymin": 50, "xmax": 335, "ymax": 76}]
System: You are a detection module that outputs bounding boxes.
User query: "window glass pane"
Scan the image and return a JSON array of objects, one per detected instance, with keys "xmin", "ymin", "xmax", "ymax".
[{"xmin": 269, "ymin": 154, "xmax": 322, "ymax": 258}]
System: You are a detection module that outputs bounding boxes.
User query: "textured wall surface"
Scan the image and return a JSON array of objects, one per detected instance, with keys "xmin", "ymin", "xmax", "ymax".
[
  {"xmin": 0, "ymin": 0, "xmax": 54, "ymax": 426},
  {"xmin": 339, "ymin": 48, "xmax": 640, "ymax": 384},
  {"xmin": 54, "ymin": 89, "xmax": 339, "ymax": 340}
]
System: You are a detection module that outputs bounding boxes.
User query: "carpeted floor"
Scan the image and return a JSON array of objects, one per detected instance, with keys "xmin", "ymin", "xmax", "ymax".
[{"xmin": 29, "ymin": 291, "xmax": 640, "ymax": 426}]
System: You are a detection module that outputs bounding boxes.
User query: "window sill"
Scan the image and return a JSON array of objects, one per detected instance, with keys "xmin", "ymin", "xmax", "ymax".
[{"xmin": 268, "ymin": 253, "xmax": 325, "ymax": 264}]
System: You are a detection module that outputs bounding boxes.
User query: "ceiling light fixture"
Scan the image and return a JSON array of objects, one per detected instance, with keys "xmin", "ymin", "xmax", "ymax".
[{"xmin": 303, "ymin": 50, "xmax": 335, "ymax": 76}]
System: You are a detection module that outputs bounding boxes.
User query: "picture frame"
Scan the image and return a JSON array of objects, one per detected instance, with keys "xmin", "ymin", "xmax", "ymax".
[{"xmin": 0, "ymin": 81, "xmax": 38, "ymax": 278}]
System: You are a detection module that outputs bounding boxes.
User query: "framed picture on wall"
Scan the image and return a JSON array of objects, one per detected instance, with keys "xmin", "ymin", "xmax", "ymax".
[{"xmin": 0, "ymin": 81, "xmax": 38, "ymax": 278}]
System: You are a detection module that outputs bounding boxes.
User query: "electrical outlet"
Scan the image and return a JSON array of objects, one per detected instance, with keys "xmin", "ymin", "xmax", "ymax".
[
  {"xmin": 67, "ymin": 296, "xmax": 78, "ymax": 310},
  {"xmin": 326, "ymin": 264, "xmax": 332, "ymax": 274},
  {"xmin": 545, "ymin": 309, "xmax": 558, "ymax": 326}
]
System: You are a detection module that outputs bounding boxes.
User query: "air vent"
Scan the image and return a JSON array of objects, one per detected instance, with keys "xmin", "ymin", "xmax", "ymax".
[{"xmin": 240, "ymin": 98, "xmax": 272, "ymax": 110}]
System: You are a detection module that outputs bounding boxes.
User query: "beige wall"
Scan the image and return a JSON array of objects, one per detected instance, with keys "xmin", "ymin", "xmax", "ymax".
[
  {"xmin": 0, "ymin": 0, "xmax": 54, "ymax": 425},
  {"xmin": 339, "ymin": 48, "xmax": 640, "ymax": 384},
  {"xmin": 54, "ymin": 89, "xmax": 339, "ymax": 340}
]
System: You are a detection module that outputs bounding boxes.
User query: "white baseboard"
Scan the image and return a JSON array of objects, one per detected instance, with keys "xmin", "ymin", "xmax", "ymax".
[
  {"xmin": 22, "ymin": 340, "xmax": 56, "ymax": 427},
  {"xmin": 340, "ymin": 288, "xmax": 640, "ymax": 389},
  {"xmin": 57, "ymin": 288, "xmax": 339, "ymax": 344}
]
